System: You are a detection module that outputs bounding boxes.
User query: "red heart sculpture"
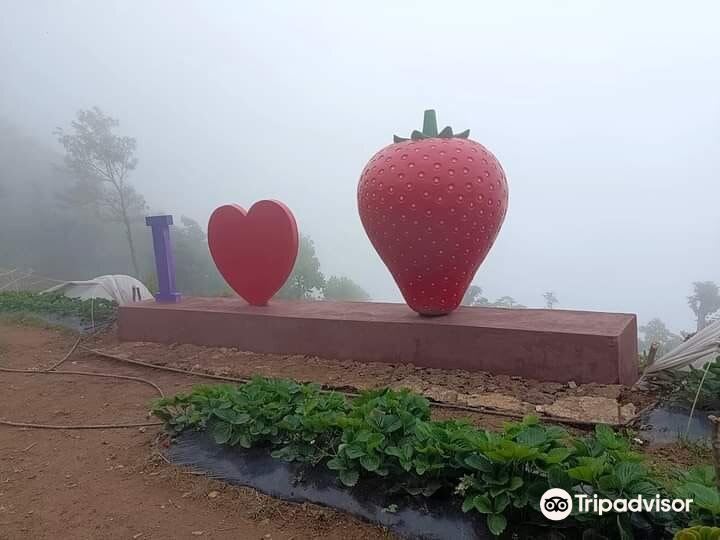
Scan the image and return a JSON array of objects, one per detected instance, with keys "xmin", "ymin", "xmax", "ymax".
[{"xmin": 208, "ymin": 200, "xmax": 298, "ymax": 306}]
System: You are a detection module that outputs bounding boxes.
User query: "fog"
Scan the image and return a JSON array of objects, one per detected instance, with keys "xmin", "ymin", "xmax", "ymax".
[{"xmin": 1, "ymin": 0, "xmax": 719, "ymax": 332}]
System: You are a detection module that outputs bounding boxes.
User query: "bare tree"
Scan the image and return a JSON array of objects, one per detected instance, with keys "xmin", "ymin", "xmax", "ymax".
[
  {"xmin": 55, "ymin": 108, "xmax": 145, "ymax": 276},
  {"xmin": 543, "ymin": 291, "xmax": 558, "ymax": 309},
  {"xmin": 638, "ymin": 317, "xmax": 681, "ymax": 355}
]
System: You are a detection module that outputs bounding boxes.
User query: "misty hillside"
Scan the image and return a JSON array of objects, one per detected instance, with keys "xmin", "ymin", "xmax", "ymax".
[{"xmin": 1, "ymin": 1, "xmax": 719, "ymax": 336}]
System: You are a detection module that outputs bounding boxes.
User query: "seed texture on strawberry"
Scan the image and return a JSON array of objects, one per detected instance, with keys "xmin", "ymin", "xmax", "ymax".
[{"xmin": 357, "ymin": 110, "xmax": 508, "ymax": 316}]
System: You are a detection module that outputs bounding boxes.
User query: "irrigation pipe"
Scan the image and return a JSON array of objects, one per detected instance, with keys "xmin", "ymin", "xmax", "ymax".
[
  {"xmin": 0, "ymin": 332, "xmax": 164, "ymax": 430},
  {"xmin": 0, "ymin": 419, "xmax": 161, "ymax": 430},
  {"xmin": 0, "ymin": 365, "xmax": 164, "ymax": 398},
  {"xmin": 44, "ymin": 335, "xmax": 82, "ymax": 371}
]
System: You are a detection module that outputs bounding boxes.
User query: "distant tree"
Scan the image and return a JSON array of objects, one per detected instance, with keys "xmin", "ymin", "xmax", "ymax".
[
  {"xmin": 55, "ymin": 107, "xmax": 145, "ymax": 277},
  {"xmin": 688, "ymin": 281, "xmax": 720, "ymax": 331},
  {"xmin": 172, "ymin": 216, "xmax": 227, "ymax": 296},
  {"xmin": 461, "ymin": 285, "xmax": 488, "ymax": 306},
  {"xmin": 276, "ymin": 235, "xmax": 325, "ymax": 300},
  {"xmin": 323, "ymin": 276, "xmax": 370, "ymax": 301},
  {"xmin": 493, "ymin": 296, "xmax": 525, "ymax": 309},
  {"xmin": 543, "ymin": 291, "xmax": 559, "ymax": 309},
  {"xmin": 639, "ymin": 317, "xmax": 682, "ymax": 355}
]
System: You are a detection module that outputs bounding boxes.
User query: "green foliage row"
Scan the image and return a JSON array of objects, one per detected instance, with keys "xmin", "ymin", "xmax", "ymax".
[
  {"xmin": 0, "ymin": 291, "xmax": 117, "ymax": 323},
  {"xmin": 152, "ymin": 377, "xmax": 720, "ymax": 537}
]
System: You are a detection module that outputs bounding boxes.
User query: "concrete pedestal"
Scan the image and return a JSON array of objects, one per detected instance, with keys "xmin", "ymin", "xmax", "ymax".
[{"xmin": 118, "ymin": 298, "xmax": 638, "ymax": 385}]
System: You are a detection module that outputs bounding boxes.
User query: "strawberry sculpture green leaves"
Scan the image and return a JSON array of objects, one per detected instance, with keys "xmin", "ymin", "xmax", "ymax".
[{"xmin": 358, "ymin": 110, "xmax": 509, "ymax": 315}]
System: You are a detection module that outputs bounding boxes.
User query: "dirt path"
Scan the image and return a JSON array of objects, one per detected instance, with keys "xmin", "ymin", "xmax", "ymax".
[{"xmin": 0, "ymin": 320, "xmax": 390, "ymax": 540}]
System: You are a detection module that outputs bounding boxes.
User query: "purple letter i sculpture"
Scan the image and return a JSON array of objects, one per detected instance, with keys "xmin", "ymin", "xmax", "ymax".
[{"xmin": 145, "ymin": 215, "xmax": 182, "ymax": 303}]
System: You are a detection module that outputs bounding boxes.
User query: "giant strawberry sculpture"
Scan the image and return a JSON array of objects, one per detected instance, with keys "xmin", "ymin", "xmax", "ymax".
[{"xmin": 358, "ymin": 110, "xmax": 508, "ymax": 316}]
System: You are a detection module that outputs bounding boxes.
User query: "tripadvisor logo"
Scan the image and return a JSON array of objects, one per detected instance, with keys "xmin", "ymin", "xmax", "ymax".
[
  {"xmin": 540, "ymin": 488, "xmax": 573, "ymax": 521},
  {"xmin": 540, "ymin": 488, "xmax": 693, "ymax": 521}
]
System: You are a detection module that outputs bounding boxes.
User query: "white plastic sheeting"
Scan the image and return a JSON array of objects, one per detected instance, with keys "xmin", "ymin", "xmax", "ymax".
[
  {"xmin": 42, "ymin": 275, "xmax": 152, "ymax": 306},
  {"xmin": 643, "ymin": 319, "xmax": 720, "ymax": 375}
]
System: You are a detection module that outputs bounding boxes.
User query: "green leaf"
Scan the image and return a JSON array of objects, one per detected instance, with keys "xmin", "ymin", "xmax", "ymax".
[
  {"xmin": 543, "ymin": 447, "xmax": 572, "ymax": 464},
  {"xmin": 462, "ymin": 496, "xmax": 475, "ymax": 513},
  {"xmin": 493, "ymin": 493, "xmax": 510, "ymax": 513},
  {"xmin": 326, "ymin": 457, "xmax": 345, "ymax": 471},
  {"xmin": 595, "ymin": 424, "xmax": 624, "ymax": 450},
  {"xmin": 338, "ymin": 469, "xmax": 359, "ymax": 487},
  {"xmin": 680, "ymin": 483, "xmax": 720, "ymax": 513},
  {"xmin": 414, "ymin": 422, "xmax": 433, "ymax": 441},
  {"xmin": 366, "ymin": 432, "xmax": 385, "ymax": 449},
  {"xmin": 211, "ymin": 421, "xmax": 232, "ymax": 444},
  {"xmin": 569, "ymin": 465, "xmax": 598, "ymax": 483},
  {"xmin": 487, "ymin": 513, "xmax": 507, "ymax": 536},
  {"xmin": 355, "ymin": 430, "xmax": 373, "ymax": 443},
  {"xmin": 630, "ymin": 481, "xmax": 658, "ymax": 498},
  {"xmin": 568, "ymin": 457, "xmax": 606, "ymax": 483},
  {"xmin": 238, "ymin": 434, "xmax": 251, "ymax": 448},
  {"xmin": 465, "ymin": 454, "xmax": 492, "ymax": 472},
  {"xmin": 684, "ymin": 465, "xmax": 717, "ymax": 487},
  {"xmin": 482, "ymin": 470, "xmax": 509, "ymax": 486},
  {"xmin": 401, "ymin": 443, "xmax": 414, "ymax": 460},
  {"xmin": 360, "ymin": 453, "xmax": 381, "ymax": 472},
  {"xmin": 508, "ymin": 476, "xmax": 524, "ymax": 491},
  {"xmin": 615, "ymin": 462, "xmax": 645, "ymax": 488},
  {"xmin": 345, "ymin": 445, "xmax": 366, "ymax": 459},
  {"xmin": 473, "ymin": 495, "xmax": 493, "ymax": 514},
  {"xmin": 515, "ymin": 426, "xmax": 547, "ymax": 447}
]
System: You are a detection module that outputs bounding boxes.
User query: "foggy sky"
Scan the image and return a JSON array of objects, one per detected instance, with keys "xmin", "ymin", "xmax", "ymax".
[{"xmin": 1, "ymin": 0, "xmax": 719, "ymax": 332}]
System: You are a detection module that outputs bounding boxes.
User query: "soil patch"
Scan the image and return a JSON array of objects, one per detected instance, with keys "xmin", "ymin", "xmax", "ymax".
[
  {"xmin": 0, "ymin": 320, "xmax": 391, "ymax": 539},
  {"xmin": 89, "ymin": 332, "xmax": 655, "ymax": 424}
]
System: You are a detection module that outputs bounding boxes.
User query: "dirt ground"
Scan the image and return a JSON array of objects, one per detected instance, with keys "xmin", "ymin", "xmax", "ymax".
[
  {"xmin": 0, "ymin": 319, "xmax": 682, "ymax": 540},
  {"xmin": 0, "ymin": 320, "xmax": 393, "ymax": 540}
]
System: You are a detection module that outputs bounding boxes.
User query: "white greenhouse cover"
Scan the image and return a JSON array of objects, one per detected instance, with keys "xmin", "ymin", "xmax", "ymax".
[
  {"xmin": 643, "ymin": 319, "xmax": 720, "ymax": 376},
  {"xmin": 42, "ymin": 275, "xmax": 152, "ymax": 306}
]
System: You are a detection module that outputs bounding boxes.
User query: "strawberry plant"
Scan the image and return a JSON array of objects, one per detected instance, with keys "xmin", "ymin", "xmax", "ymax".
[
  {"xmin": 561, "ymin": 425, "xmax": 663, "ymax": 538},
  {"xmin": 457, "ymin": 416, "xmax": 573, "ymax": 536},
  {"xmin": 327, "ymin": 388, "xmax": 431, "ymax": 487},
  {"xmin": 402, "ymin": 419, "xmax": 485, "ymax": 495},
  {"xmin": 153, "ymin": 378, "xmax": 348, "ymax": 454},
  {"xmin": 271, "ymin": 390, "xmax": 348, "ymax": 465},
  {"xmin": 154, "ymin": 377, "xmax": 707, "ymax": 538},
  {"xmin": 674, "ymin": 466, "xmax": 720, "ymax": 527},
  {"xmin": 0, "ymin": 291, "xmax": 117, "ymax": 323}
]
